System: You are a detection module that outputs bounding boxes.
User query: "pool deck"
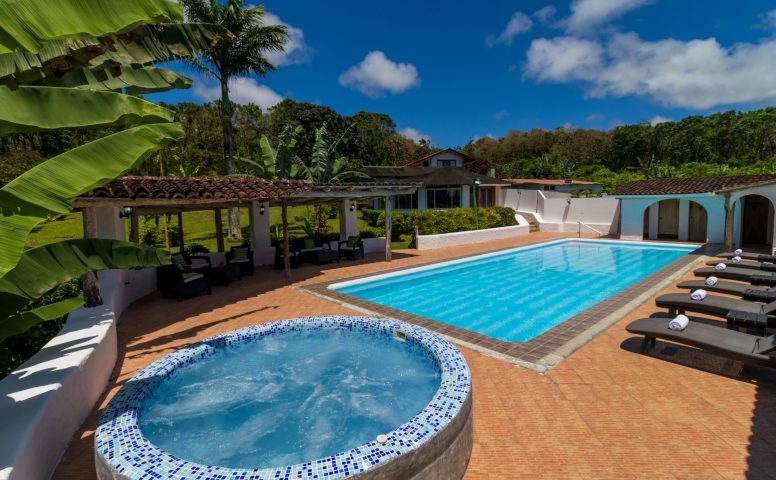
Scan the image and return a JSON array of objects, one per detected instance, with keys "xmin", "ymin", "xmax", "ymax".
[{"xmin": 54, "ymin": 232, "xmax": 776, "ymax": 480}]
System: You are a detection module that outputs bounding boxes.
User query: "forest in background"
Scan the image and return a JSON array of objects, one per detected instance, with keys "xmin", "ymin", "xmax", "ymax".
[{"xmin": 2, "ymin": 99, "xmax": 776, "ymax": 192}]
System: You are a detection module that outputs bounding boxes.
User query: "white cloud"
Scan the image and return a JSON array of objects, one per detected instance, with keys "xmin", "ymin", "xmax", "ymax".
[
  {"xmin": 564, "ymin": 0, "xmax": 652, "ymax": 34},
  {"xmin": 399, "ymin": 128, "xmax": 431, "ymax": 143},
  {"xmin": 523, "ymin": 32, "xmax": 776, "ymax": 109},
  {"xmin": 263, "ymin": 12, "xmax": 312, "ymax": 67},
  {"xmin": 586, "ymin": 112, "xmax": 605, "ymax": 122},
  {"xmin": 649, "ymin": 115, "xmax": 672, "ymax": 125},
  {"xmin": 485, "ymin": 12, "xmax": 533, "ymax": 47},
  {"xmin": 339, "ymin": 51, "xmax": 420, "ymax": 98},
  {"xmin": 493, "ymin": 110, "xmax": 510, "ymax": 121},
  {"xmin": 534, "ymin": 5, "xmax": 557, "ymax": 24},
  {"xmin": 759, "ymin": 9, "xmax": 776, "ymax": 30},
  {"xmin": 193, "ymin": 76, "xmax": 284, "ymax": 111}
]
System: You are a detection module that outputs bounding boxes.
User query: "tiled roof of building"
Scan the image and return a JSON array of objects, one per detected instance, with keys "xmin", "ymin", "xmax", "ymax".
[
  {"xmin": 612, "ymin": 174, "xmax": 776, "ymax": 196},
  {"xmin": 404, "ymin": 149, "xmax": 505, "ymax": 178},
  {"xmin": 508, "ymin": 179, "xmax": 600, "ymax": 186},
  {"xmin": 81, "ymin": 176, "xmax": 313, "ymax": 202}
]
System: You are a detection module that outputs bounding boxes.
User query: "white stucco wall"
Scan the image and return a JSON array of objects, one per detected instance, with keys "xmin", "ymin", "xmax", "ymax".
[
  {"xmin": 505, "ymin": 189, "xmax": 619, "ymax": 234},
  {"xmin": 618, "ymin": 194, "xmax": 725, "ymax": 244},
  {"xmin": 415, "ymin": 224, "xmax": 529, "ymax": 250}
]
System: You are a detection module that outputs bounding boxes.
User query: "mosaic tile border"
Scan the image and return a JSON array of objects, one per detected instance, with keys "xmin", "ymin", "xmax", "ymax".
[
  {"xmin": 301, "ymin": 240, "xmax": 716, "ymax": 372},
  {"xmin": 95, "ymin": 316, "xmax": 471, "ymax": 480}
]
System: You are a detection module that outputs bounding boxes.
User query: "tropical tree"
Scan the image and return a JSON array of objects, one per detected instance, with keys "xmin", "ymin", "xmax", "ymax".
[
  {"xmin": 0, "ymin": 0, "xmax": 228, "ymax": 342},
  {"xmin": 181, "ymin": 0, "xmax": 289, "ymax": 239},
  {"xmin": 236, "ymin": 124, "xmax": 303, "ymax": 179}
]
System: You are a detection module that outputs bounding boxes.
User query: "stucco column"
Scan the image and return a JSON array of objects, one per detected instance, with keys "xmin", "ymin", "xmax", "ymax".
[
  {"xmin": 724, "ymin": 193, "xmax": 735, "ymax": 251},
  {"xmin": 417, "ymin": 188, "xmax": 428, "ymax": 210},
  {"xmin": 461, "ymin": 185, "xmax": 471, "ymax": 209},
  {"xmin": 678, "ymin": 199, "xmax": 689, "ymax": 242},
  {"xmin": 339, "ymin": 200, "xmax": 358, "ymax": 241},
  {"xmin": 648, "ymin": 202, "xmax": 659, "ymax": 240},
  {"xmin": 249, "ymin": 201, "xmax": 273, "ymax": 265}
]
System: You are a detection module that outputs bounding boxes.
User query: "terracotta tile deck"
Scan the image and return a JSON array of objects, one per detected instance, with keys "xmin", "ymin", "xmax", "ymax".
[{"xmin": 53, "ymin": 232, "xmax": 776, "ymax": 480}]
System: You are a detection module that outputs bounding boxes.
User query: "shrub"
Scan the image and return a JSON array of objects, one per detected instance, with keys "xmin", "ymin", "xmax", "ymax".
[
  {"xmin": 360, "ymin": 208, "xmax": 383, "ymax": 227},
  {"xmin": 379, "ymin": 207, "xmax": 518, "ymax": 236},
  {"xmin": 185, "ymin": 243, "xmax": 210, "ymax": 255},
  {"xmin": 139, "ymin": 221, "xmax": 160, "ymax": 246}
]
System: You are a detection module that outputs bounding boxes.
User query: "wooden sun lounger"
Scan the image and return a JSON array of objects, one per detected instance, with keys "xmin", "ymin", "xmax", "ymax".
[
  {"xmin": 704, "ymin": 259, "xmax": 776, "ymax": 271},
  {"xmin": 718, "ymin": 252, "xmax": 776, "ymax": 264},
  {"xmin": 676, "ymin": 280, "xmax": 776, "ymax": 302},
  {"xmin": 656, "ymin": 293, "xmax": 776, "ymax": 319},
  {"xmin": 694, "ymin": 267, "xmax": 776, "ymax": 286},
  {"xmin": 626, "ymin": 318, "xmax": 776, "ymax": 367}
]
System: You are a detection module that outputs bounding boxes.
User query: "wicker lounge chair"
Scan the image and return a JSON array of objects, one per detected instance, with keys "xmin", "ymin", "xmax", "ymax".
[
  {"xmin": 338, "ymin": 236, "xmax": 364, "ymax": 260},
  {"xmin": 158, "ymin": 255, "xmax": 211, "ymax": 301},
  {"xmin": 694, "ymin": 267, "xmax": 776, "ymax": 286},
  {"xmin": 626, "ymin": 317, "xmax": 776, "ymax": 367},
  {"xmin": 656, "ymin": 292, "xmax": 776, "ymax": 319},
  {"xmin": 227, "ymin": 247, "xmax": 254, "ymax": 275},
  {"xmin": 704, "ymin": 259, "xmax": 776, "ymax": 272},
  {"xmin": 718, "ymin": 252, "xmax": 776, "ymax": 264},
  {"xmin": 676, "ymin": 280, "xmax": 776, "ymax": 302}
]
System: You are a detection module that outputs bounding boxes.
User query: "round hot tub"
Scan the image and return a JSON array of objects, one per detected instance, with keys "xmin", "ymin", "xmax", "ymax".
[{"xmin": 95, "ymin": 316, "xmax": 472, "ymax": 480}]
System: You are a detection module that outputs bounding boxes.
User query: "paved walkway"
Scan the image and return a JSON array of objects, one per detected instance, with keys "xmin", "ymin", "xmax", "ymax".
[{"xmin": 54, "ymin": 233, "xmax": 776, "ymax": 479}]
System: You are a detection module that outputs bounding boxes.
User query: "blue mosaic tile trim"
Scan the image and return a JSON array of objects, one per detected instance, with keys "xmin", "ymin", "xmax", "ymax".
[{"xmin": 96, "ymin": 316, "xmax": 471, "ymax": 480}]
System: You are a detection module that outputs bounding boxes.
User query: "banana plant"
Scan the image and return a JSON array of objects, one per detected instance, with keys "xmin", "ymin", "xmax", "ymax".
[
  {"xmin": 236, "ymin": 124, "xmax": 302, "ymax": 180},
  {"xmin": 0, "ymin": 0, "xmax": 226, "ymax": 341},
  {"xmin": 294, "ymin": 122, "xmax": 372, "ymax": 183}
]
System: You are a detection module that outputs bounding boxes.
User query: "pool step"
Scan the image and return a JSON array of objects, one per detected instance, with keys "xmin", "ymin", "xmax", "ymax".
[{"xmin": 520, "ymin": 212, "xmax": 541, "ymax": 233}]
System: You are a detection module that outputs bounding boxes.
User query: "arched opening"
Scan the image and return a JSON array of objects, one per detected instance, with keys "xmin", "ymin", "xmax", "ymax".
[
  {"xmin": 643, "ymin": 199, "xmax": 680, "ymax": 240},
  {"xmin": 738, "ymin": 194, "xmax": 774, "ymax": 248},
  {"xmin": 688, "ymin": 201, "xmax": 708, "ymax": 243}
]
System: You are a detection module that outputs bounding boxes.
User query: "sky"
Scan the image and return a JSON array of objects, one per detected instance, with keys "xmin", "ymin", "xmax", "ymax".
[{"xmin": 151, "ymin": 0, "xmax": 776, "ymax": 147}]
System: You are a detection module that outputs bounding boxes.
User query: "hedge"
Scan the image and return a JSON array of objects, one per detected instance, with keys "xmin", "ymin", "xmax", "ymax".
[{"xmin": 373, "ymin": 207, "xmax": 518, "ymax": 236}]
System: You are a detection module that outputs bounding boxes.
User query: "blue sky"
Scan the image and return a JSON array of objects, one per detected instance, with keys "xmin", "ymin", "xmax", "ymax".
[{"xmin": 151, "ymin": 0, "xmax": 776, "ymax": 147}]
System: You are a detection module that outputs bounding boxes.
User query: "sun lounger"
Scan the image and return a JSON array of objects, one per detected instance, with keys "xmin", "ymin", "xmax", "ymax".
[
  {"xmin": 655, "ymin": 293, "xmax": 776, "ymax": 327},
  {"xmin": 718, "ymin": 252, "xmax": 776, "ymax": 264},
  {"xmin": 694, "ymin": 267, "xmax": 776, "ymax": 286},
  {"xmin": 676, "ymin": 280, "xmax": 776, "ymax": 300},
  {"xmin": 626, "ymin": 317, "xmax": 776, "ymax": 367},
  {"xmin": 705, "ymin": 259, "xmax": 776, "ymax": 271}
]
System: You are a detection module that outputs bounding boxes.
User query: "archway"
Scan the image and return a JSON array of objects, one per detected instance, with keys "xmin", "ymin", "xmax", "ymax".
[
  {"xmin": 738, "ymin": 194, "xmax": 774, "ymax": 247},
  {"xmin": 642, "ymin": 199, "xmax": 680, "ymax": 240},
  {"xmin": 688, "ymin": 201, "xmax": 708, "ymax": 243}
]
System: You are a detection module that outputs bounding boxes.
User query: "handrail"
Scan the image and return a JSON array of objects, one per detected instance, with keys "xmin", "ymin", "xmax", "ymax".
[{"xmin": 578, "ymin": 221, "xmax": 604, "ymax": 238}]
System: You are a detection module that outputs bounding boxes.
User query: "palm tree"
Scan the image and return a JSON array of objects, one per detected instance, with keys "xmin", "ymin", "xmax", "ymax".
[{"xmin": 182, "ymin": 0, "xmax": 289, "ymax": 239}]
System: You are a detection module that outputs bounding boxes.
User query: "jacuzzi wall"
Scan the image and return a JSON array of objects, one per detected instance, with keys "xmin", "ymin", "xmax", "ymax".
[{"xmin": 0, "ymin": 268, "xmax": 157, "ymax": 480}]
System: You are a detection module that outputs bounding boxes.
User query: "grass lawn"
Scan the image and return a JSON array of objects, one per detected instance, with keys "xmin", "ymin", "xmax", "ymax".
[{"xmin": 26, "ymin": 206, "xmax": 411, "ymax": 251}]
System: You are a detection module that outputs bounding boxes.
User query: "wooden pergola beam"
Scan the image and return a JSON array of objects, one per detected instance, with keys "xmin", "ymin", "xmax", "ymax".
[{"xmin": 214, "ymin": 208, "xmax": 225, "ymax": 252}]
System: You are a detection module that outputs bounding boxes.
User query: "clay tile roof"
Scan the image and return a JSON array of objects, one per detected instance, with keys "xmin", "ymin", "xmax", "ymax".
[
  {"xmin": 507, "ymin": 179, "xmax": 600, "ymax": 186},
  {"xmin": 612, "ymin": 174, "xmax": 776, "ymax": 196},
  {"xmin": 83, "ymin": 176, "xmax": 313, "ymax": 202}
]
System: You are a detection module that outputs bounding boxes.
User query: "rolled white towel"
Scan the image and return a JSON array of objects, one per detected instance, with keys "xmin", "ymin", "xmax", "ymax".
[
  {"xmin": 691, "ymin": 289, "xmax": 708, "ymax": 301},
  {"xmin": 705, "ymin": 276, "xmax": 718, "ymax": 286},
  {"xmin": 668, "ymin": 314, "xmax": 689, "ymax": 331},
  {"xmin": 734, "ymin": 248, "xmax": 743, "ymax": 255},
  {"xmin": 731, "ymin": 256, "xmax": 742, "ymax": 264},
  {"xmin": 715, "ymin": 263, "xmax": 727, "ymax": 271}
]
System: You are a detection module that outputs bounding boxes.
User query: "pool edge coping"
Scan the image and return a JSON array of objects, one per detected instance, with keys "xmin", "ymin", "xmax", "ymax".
[{"xmin": 298, "ymin": 240, "xmax": 719, "ymax": 373}]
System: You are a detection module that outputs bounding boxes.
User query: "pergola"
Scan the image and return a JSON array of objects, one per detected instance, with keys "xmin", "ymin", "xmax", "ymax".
[{"xmin": 74, "ymin": 176, "xmax": 419, "ymax": 278}]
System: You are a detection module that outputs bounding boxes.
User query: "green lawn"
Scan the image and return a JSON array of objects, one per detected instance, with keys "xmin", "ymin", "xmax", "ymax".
[{"xmin": 26, "ymin": 206, "xmax": 411, "ymax": 251}]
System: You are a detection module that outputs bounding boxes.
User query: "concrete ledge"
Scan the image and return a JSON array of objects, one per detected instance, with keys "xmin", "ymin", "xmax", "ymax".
[
  {"xmin": 0, "ymin": 269, "xmax": 156, "ymax": 480},
  {"xmin": 416, "ymin": 225, "xmax": 529, "ymax": 250}
]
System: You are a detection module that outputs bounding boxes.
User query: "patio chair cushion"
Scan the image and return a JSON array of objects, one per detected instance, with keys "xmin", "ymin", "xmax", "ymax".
[
  {"xmin": 304, "ymin": 238, "xmax": 316, "ymax": 249},
  {"xmin": 182, "ymin": 272, "xmax": 204, "ymax": 284},
  {"xmin": 232, "ymin": 247, "xmax": 250, "ymax": 261},
  {"xmin": 347, "ymin": 236, "xmax": 359, "ymax": 248}
]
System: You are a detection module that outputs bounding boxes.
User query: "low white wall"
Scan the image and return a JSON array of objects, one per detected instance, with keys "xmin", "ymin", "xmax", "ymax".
[
  {"xmin": 416, "ymin": 225, "xmax": 529, "ymax": 250},
  {"xmin": 362, "ymin": 237, "xmax": 387, "ymax": 254},
  {"xmin": 0, "ymin": 269, "xmax": 157, "ymax": 480},
  {"xmin": 507, "ymin": 189, "xmax": 620, "ymax": 235}
]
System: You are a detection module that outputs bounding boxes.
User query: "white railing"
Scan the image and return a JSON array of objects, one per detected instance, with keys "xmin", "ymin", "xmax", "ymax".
[{"xmin": 578, "ymin": 221, "xmax": 605, "ymax": 237}]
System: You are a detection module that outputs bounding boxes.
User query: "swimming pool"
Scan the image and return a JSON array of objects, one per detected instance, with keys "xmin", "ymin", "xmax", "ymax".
[{"xmin": 331, "ymin": 240, "xmax": 696, "ymax": 342}]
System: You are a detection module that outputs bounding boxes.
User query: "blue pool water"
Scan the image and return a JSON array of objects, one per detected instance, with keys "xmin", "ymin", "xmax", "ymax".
[
  {"xmin": 138, "ymin": 328, "xmax": 441, "ymax": 469},
  {"xmin": 333, "ymin": 240, "xmax": 695, "ymax": 342}
]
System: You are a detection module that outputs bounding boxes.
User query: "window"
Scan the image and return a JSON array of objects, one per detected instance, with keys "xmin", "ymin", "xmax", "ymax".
[
  {"xmin": 427, "ymin": 187, "xmax": 461, "ymax": 209},
  {"xmin": 393, "ymin": 193, "xmax": 418, "ymax": 210},
  {"xmin": 436, "ymin": 159, "xmax": 456, "ymax": 167},
  {"xmin": 477, "ymin": 187, "xmax": 496, "ymax": 208}
]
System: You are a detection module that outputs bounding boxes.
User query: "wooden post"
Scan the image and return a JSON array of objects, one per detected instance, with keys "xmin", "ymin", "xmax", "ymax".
[
  {"xmin": 177, "ymin": 211, "xmax": 185, "ymax": 253},
  {"xmin": 81, "ymin": 207, "xmax": 103, "ymax": 307},
  {"xmin": 214, "ymin": 208, "xmax": 225, "ymax": 252},
  {"xmin": 282, "ymin": 199, "xmax": 291, "ymax": 278},
  {"xmin": 384, "ymin": 195, "xmax": 392, "ymax": 262},
  {"xmin": 724, "ymin": 193, "xmax": 735, "ymax": 251},
  {"xmin": 129, "ymin": 210, "xmax": 139, "ymax": 243}
]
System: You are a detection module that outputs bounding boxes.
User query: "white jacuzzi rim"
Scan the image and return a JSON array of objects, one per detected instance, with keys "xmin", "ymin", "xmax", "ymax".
[{"xmin": 95, "ymin": 315, "xmax": 472, "ymax": 480}]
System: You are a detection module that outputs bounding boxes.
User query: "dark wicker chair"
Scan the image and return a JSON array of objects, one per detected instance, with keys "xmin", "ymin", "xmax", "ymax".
[
  {"xmin": 226, "ymin": 247, "xmax": 254, "ymax": 275},
  {"xmin": 338, "ymin": 236, "xmax": 364, "ymax": 260},
  {"xmin": 274, "ymin": 243, "xmax": 301, "ymax": 270},
  {"xmin": 158, "ymin": 263, "xmax": 211, "ymax": 301}
]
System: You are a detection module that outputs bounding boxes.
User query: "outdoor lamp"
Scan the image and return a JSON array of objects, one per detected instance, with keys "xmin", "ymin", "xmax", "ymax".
[
  {"xmin": 350, "ymin": 203, "xmax": 356, "ymax": 212},
  {"xmin": 259, "ymin": 205, "xmax": 266, "ymax": 215},
  {"xmin": 119, "ymin": 206, "xmax": 134, "ymax": 218},
  {"xmin": 474, "ymin": 178, "xmax": 482, "ymax": 186}
]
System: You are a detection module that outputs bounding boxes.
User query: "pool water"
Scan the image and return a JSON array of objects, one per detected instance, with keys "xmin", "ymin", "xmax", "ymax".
[
  {"xmin": 333, "ymin": 240, "xmax": 695, "ymax": 342},
  {"xmin": 138, "ymin": 328, "xmax": 441, "ymax": 469}
]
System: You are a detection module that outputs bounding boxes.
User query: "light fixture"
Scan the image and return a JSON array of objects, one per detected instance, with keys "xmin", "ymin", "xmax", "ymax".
[
  {"xmin": 119, "ymin": 206, "xmax": 134, "ymax": 218},
  {"xmin": 474, "ymin": 178, "xmax": 482, "ymax": 186},
  {"xmin": 259, "ymin": 205, "xmax": 266, "ymax": 215},
  {"xmin": 350, "ymin": 203, "xmax": 356, "ymax": 212}
]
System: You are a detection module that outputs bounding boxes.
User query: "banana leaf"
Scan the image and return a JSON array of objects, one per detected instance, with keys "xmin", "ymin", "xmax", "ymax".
[
  {"xmin": 0, "ymin": 85, "xmax": 174, "ymax": 135},
  {"xmin": 0, "ymin": 239, "xmax": 170, "ymax": 341},
  {"xmin": 1, "ymin": 297, "xmax": 84, "ymax": 343},
  {"xmin": 0, "ymin": 0, "xmax": 182, "ymax": 54},
  {"xmin": 0, "ymin": 122, "xmax": 184, "ymax": 278},
  {"xmin": 0, "ymin": 23, "xmax": 232, "ymax": 88}
]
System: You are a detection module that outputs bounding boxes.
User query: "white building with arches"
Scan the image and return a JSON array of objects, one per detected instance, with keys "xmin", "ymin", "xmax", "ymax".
[{"xmin": 614, "ymin": 175, "xmax": 776, "ymax": 252}]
